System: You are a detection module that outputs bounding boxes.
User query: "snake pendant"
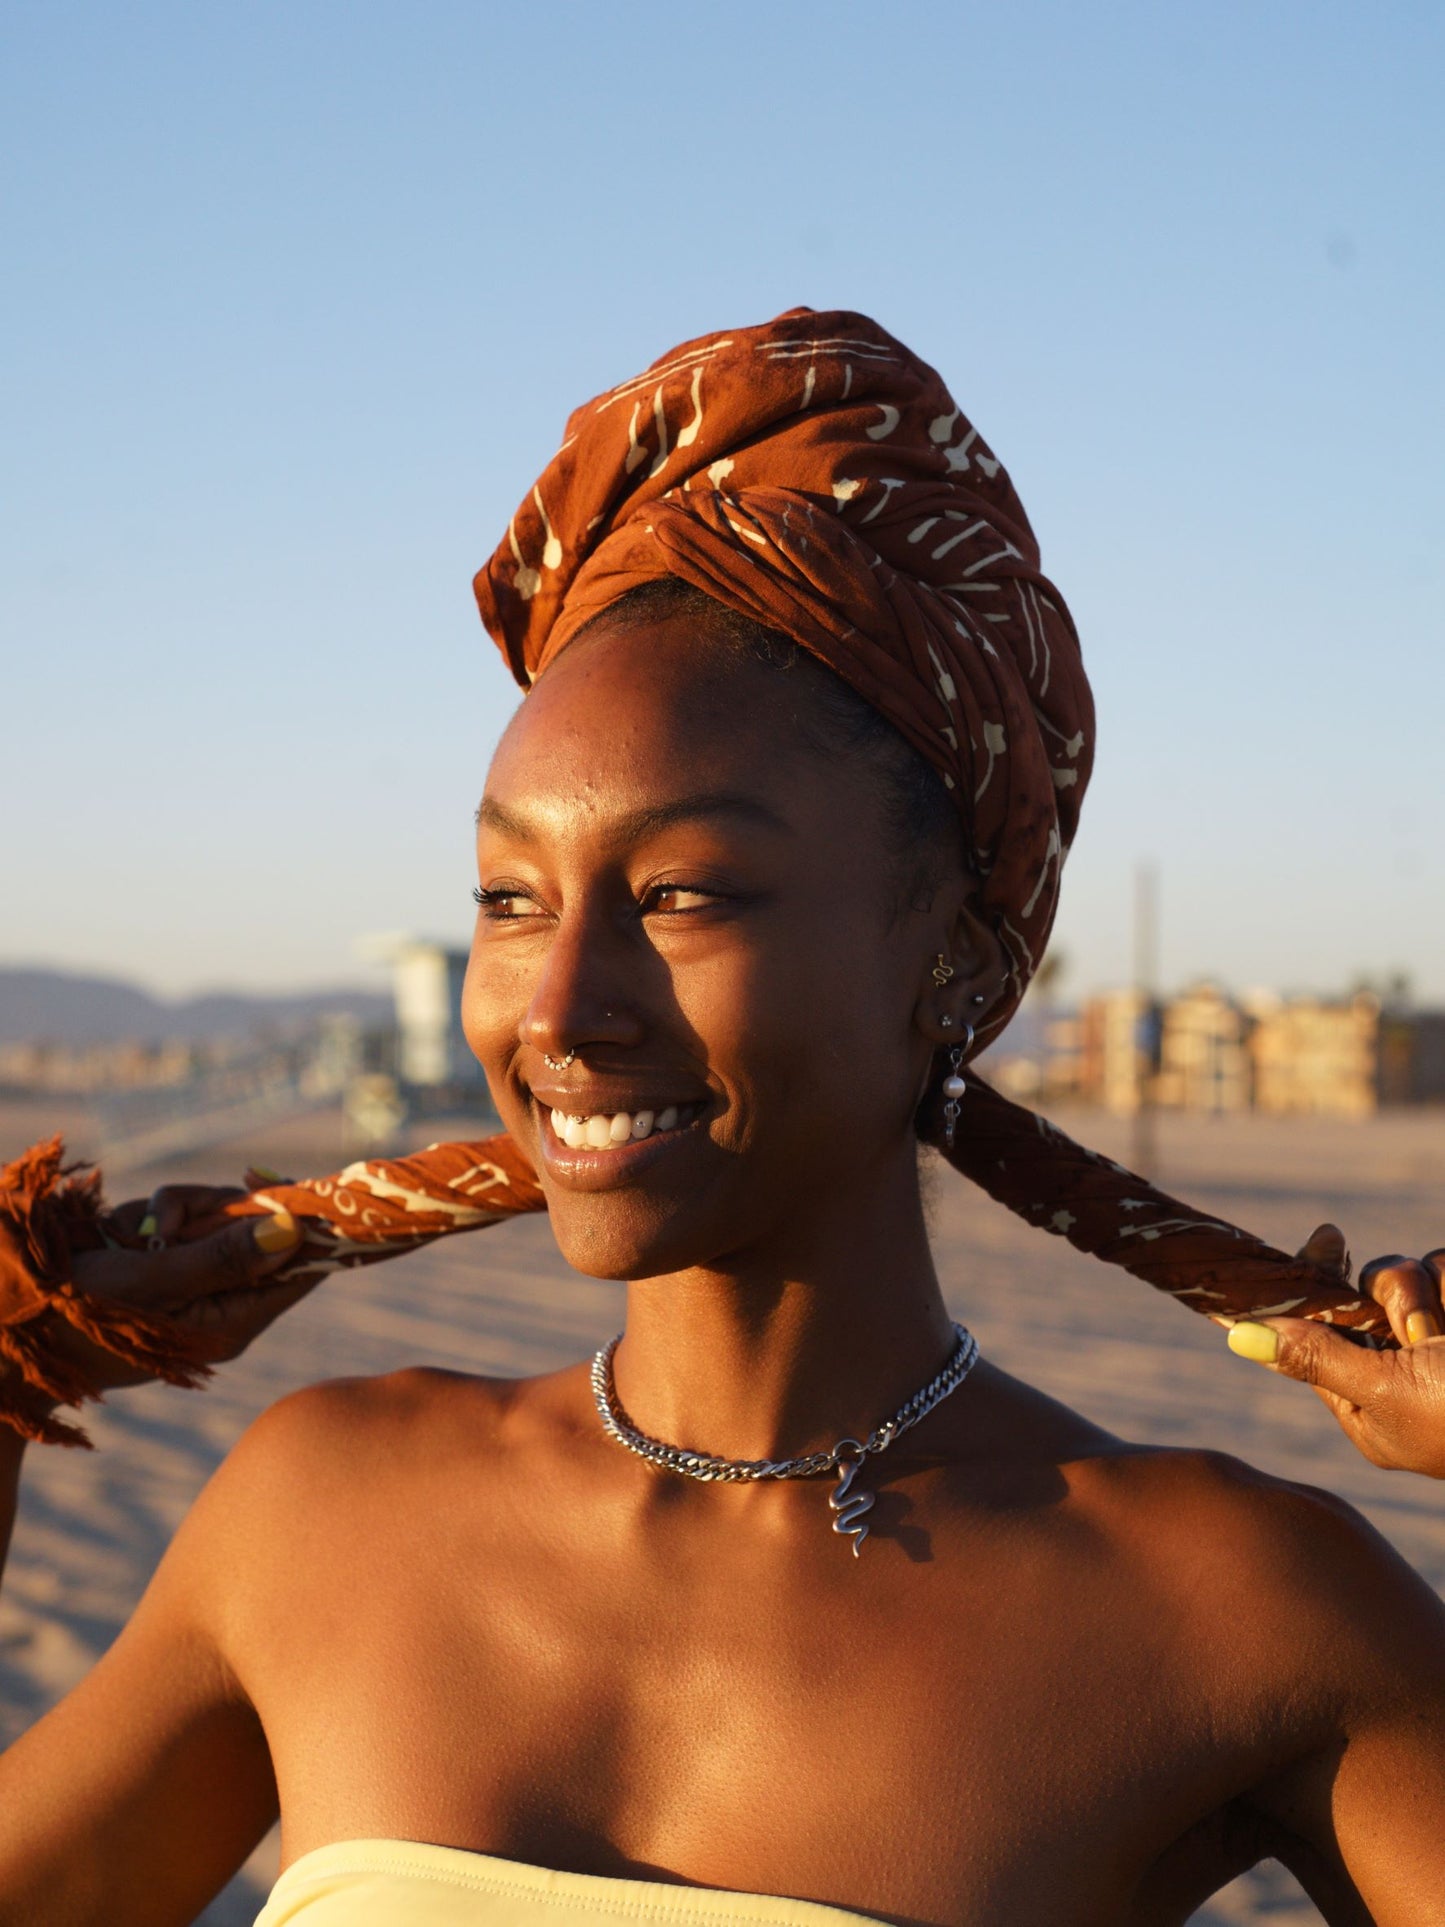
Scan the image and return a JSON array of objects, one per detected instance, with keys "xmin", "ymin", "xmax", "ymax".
[{"xmin": 829, "ymin": 1449, "xmax": 874, "ymax": 1557}]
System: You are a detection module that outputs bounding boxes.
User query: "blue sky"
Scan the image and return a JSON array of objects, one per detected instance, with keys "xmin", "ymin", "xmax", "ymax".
[{"xmin": 4, "ymin": 1, "xmax": 1441, "ymax": 1003}]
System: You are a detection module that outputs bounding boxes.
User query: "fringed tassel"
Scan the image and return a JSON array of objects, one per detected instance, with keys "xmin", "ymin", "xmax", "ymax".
[{"xmin": 0, "ymin": 1138, "xmax": 216, "ymax": 1448}]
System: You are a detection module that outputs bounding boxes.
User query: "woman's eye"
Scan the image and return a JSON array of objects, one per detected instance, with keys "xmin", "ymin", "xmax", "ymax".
[
  {"xmin": 472, "ymin": 886, "xmax": 546, "ymax": 920},
  {"xmin": 647, "ymin": 884, "xmax": 722, "ymax": 913}
]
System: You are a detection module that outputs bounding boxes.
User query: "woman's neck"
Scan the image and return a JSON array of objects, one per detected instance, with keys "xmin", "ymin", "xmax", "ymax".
[{"xmin": 611, "ymin": 1158, "xmax": 958, "ymax": 1466}]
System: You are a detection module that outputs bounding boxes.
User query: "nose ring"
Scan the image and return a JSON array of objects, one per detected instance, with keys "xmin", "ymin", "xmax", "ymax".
[{"xmin": 543, "ymin": 1050, "xmax": 576, "ymax": 1071}]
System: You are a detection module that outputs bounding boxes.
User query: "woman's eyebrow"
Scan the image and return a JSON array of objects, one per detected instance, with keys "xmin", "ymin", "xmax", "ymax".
[{"xmin": 476, "ymin": 792, "xmax": 790, "ymax": 841}]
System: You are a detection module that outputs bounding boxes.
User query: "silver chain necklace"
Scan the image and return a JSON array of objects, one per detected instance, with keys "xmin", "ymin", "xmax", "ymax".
[{"xmin": 589, "ymin": 1322, "xmax": 980, "ymax": 1558}]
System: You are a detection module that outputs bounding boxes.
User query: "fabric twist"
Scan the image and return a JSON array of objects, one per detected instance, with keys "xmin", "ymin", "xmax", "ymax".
[{"xmin": 480, "ymin": 308, "xmax": 1090, "ymax": 1042}]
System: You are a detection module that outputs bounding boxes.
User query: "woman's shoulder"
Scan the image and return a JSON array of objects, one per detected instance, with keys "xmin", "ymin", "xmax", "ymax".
[
  {"xmin": 1065, "ymin": 1431, "xmax": 1445, "ymax": 1697},
  {"xmin": 167, "ymin": 1366, "xmax": 587, "ymax": 1658},
  {"xmin": 971, "ymin": 1364, "xmax": 1445, "ymax": 1674},
  {"xmin": 192, "ymin": 1363, "xmax": 580, "ymax": 1560},
  {"xmin": 228, "ymin": 1362, "xmax": 574, "ymax": 1480}
]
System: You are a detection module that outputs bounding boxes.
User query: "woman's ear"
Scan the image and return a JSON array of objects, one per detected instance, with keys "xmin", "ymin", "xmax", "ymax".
[
  {"xmin": 913, "ymin": 898, "xmax": 1006, "ymax": 1048},
  {"xmin": 947, "ymin": 899, "xmax": 1008, "ymax": 1019}
]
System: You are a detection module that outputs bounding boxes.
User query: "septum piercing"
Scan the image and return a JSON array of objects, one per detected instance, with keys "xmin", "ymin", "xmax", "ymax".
[{"xmin": 543, "ymin": 1050, "xmax": 577, "ymax": 1071}]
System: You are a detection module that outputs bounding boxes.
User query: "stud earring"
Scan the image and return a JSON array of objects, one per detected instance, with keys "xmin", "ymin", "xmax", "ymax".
[
  {"xmin": 543, "ymin": 1050, "xmax": 577, "ymax": 1071},
  {"xmin": 940, "ymin": 1014, "xmax": 954, "ymax": 1029},
  {"xmin": 971, "ymin": 993, "xmax": 986, "ymax": 1006},
  {"xmin": 932, "ymin": 954, "xmax": 955, "ymax": 988},
  {"xmin": 941, "ymin": 1023, "xmax": 975, "ymax": 1151}
]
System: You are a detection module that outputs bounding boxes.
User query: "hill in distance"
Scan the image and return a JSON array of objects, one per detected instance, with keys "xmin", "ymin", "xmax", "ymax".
[{"xmin": 0, "ymin": 966, "xmax": 392, "ymax": 1046}]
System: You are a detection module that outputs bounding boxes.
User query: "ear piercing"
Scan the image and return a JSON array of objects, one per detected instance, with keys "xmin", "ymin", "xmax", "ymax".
[
  {"xmin": 941, "ymin": 1024, "xmax": 975, "ymax": 1151},
  {"xmin": 936, "ymin": 961, "xmax": 987, "ymax": 1041},
  {"xmin": 543, "ymin": 1050, "xmax": 576, "ymax": 1071}
]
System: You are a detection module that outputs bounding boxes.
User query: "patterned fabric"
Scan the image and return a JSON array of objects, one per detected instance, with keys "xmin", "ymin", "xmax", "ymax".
[
  {"xmin": 0, "ymin": 309, "xmax": 1389, "ymax": 1445},
  {"xmin": 0, "ymin": 1137, "xmax": 544, "ymax": 1445},
  {"xmin": 0, "ymin": 1140, "xmax": 213, "ymax": 1446},
  {"xmin": 479, "ymin": 308, "xmax": 1088, "ymax": 1040}
]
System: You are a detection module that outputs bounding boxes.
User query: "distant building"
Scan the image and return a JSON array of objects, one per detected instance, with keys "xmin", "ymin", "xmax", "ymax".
[
  {"xmin": 1378, "ymin": 1010, "xmax": 1445, "ymax": 1105},
  {"xmin": 1247, "ymin": 993, "xmax": 1378, "ymax": 1118},
  {"xmin": 1155, "ymin": 984, "xmax": 1250, "ymax": 1115},
  {"xmin": 389, "ymin": 941, "xmax": 485, "ymax": 1091},
  {"xmin": 0, "ymin": 1035, "xmax": 202, "ymax": 1094},
  {"xmin": 1079, "ymin": 990, "xmax": 1157, "ymax": 1114},
  {"xmin": 1041, "ymin": 1012, "xmax": 1086, "ymax": 1102},
  {"xmin": 1061, "ymin": 986, "xmax": 1444, "ymax": 1117}
]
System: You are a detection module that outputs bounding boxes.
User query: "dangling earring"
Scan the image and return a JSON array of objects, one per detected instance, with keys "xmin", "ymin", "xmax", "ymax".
[
  {"xmin": 931, "ymin": 954, "xmax": 955, "ymax": 988},
  {"xmin": 941, "ymin": 1023, "xmax": 975, "ymax": 1151}
]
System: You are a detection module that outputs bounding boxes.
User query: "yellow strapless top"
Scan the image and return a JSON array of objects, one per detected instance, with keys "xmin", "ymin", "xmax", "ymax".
[{"xmin": 251, "ymin": 1840, "xmax": 883, "ymax": 1927}]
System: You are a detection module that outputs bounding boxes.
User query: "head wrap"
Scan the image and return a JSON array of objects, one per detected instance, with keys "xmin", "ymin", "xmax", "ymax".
[
  {"xmin": 476, "ymin": 308, "xmax": 1088, "ymax": 1043},
  {"xmin": 0, "ymin": 310, "xmax": 1388, "ymax": 1446}
]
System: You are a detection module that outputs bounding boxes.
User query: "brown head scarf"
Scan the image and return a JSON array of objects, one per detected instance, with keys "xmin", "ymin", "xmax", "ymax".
[
  {"xmin": 0, "ymin": 309, "xmax": 1386, "ymax": 1445},
  {"xmin": 481, "ymin": 307, "xmax": 1087, "ymax": 1037}
]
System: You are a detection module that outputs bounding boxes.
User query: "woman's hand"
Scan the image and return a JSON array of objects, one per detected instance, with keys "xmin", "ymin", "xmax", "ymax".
[
  {"xmin": 1226, "ymin": 1224, "xmax": 1445, "ymax": 1478},
  {"xmin": 16, "ymin": 1182, "xmax": 313, "ymax": 1409}
]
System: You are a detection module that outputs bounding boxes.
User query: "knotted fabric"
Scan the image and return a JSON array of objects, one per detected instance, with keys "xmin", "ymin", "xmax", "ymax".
[
  {"xmin": 0, "ymin": 310, "xmax": 1389, "ymax": 1443},
  {"xmin": 481, "ymin": 307, "xmax": 1087, "ymax": 1033}
]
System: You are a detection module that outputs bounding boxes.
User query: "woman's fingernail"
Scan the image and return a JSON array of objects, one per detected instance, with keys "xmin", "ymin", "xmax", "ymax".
[
  {"xmin": 1227, "ymin": 1321, "xmax": 1281, "ymax": 1364},
  {"xmin": 137, "ymin": 1214, "xmax": 158, "ymax": 1239},
  {"xmin": 249, "ymin": 1165, "xmax": 283, "ymax": 1184},
  {"xmin": 254, "ymin": 1210, "xmax": 300, "ymax": 1254},
  {"xmin": 1406, "ymin": 1311, "xmax": 1443, "ymax": 1346}
]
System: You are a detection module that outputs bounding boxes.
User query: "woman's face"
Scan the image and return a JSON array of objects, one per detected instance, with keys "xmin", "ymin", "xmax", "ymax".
[{"xmin": 462, "ymin": 611, "xmax": 965, "ymax": 1281}]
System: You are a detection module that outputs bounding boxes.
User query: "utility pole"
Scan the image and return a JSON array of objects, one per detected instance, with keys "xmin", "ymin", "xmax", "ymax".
[{"xmin": 1133, "ymin": 861, "xmax": 1159, "ymax": 1177}]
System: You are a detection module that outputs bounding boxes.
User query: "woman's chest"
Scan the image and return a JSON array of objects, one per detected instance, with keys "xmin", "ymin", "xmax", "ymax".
[{"xmin": 242, "ymin": 1510, "xmax": 1277, "ymax": 1924}]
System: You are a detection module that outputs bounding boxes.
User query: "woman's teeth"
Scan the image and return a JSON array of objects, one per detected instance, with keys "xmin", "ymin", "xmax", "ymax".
[{"xmin": 550, "ymin": 1104, "xmax": 685, "ymax": 1150}]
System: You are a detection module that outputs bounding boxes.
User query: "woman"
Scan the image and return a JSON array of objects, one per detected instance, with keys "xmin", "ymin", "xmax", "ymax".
[{"xmin": 3, "ymin": 309, "xmax": 1445, "ymax": 1925}]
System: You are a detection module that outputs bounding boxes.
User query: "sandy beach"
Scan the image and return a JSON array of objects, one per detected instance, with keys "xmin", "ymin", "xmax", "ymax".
[{"xmin": 1, "ymin": 1098, "xmax": 1441, "ymax": 1925}]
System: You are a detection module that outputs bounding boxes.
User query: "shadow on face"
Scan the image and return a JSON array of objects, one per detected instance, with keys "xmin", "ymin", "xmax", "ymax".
[{"xmin": 461, "ymin": 597, "xmax": 979, "ymax": 1283}]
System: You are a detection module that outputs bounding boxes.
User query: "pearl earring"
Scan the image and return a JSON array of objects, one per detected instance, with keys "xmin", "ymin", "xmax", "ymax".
[{"xmin": 941, "ymin": 1023, "xmax": 975, "ymax": 1151}]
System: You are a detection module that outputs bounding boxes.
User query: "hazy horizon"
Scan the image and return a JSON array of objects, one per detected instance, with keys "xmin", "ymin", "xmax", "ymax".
[{"xmin": 0, "ymin": 955, "xmax": 1428, "ymax": 1023}]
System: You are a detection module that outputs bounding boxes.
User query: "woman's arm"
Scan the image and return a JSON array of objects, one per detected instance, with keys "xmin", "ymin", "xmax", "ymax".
[
  {"xmin": 0, "ymin": 1411, "xmax": 284, "ymax": 1927},
  {"xmin": 1235, "ymin": 1473, "xmax": 1445, "ymax": 1922},
  {"xmin": 0, "ymin": 1219, "xmax": 321, "ymax": 1920}
]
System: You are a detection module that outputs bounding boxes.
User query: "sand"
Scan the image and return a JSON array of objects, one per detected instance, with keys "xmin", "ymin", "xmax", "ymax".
[{"xmin": 1, "ymin": 1098, "xmax": 1442, "ymax": 1924}]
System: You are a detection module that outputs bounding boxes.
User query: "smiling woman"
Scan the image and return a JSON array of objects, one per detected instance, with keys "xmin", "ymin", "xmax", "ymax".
[
  {"xmin": 4, "ymin": 310, "xmax": 1445, "ymax": 1926},
  {"xmin": 463, "ymin": 591, "xmax": 990, "ymax": 1294}
]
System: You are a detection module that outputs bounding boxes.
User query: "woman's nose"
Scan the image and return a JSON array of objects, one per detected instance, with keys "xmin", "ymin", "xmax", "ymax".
[{"xmin": 519, "ymin": 908, "xmax": 647, "ymax": 1060}]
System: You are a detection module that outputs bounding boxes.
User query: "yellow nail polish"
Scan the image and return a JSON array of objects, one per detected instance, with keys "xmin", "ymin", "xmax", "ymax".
[
  {"xmin": 1406, "ymin": 1311, "xmax": 1442, "ymax": 1346},
  {"xmin": 137, "ymin": 1214, "xmax": 158, "ymax": 1239},
  {"xmin": 254, "ymin": 1210, "xmax": 299, "ymax": 1254},
  {"xmin": 1227, "ymin": 1321, "xmax": 1281, "ymax": 1364}
]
